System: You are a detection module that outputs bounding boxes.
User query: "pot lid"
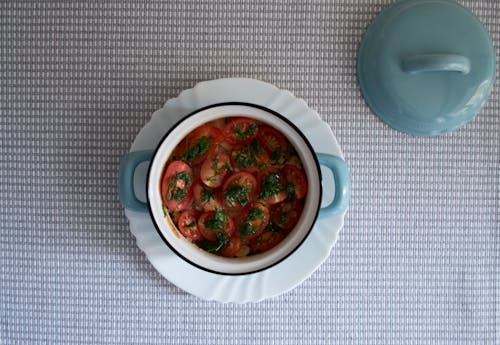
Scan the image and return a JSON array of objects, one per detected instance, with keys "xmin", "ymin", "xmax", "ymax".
[{"xmin": 357, "ymin": 0, "xmax": 496, "ymax": 136}]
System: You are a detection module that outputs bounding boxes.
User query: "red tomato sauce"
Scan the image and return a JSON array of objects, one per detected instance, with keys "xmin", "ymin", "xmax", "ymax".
[{"xmin": 160, "ymin": 117, "xmax": 308, "ymax": 257}]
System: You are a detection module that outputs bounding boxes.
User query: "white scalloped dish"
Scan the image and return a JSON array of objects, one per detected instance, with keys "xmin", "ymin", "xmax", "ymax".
[{"xmin": 124, "ymin": 78, "xmax": 347, "ymax": 303}]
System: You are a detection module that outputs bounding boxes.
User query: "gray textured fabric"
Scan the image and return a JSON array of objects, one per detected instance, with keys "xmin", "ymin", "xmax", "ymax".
[{"xmin": 1, "ymin": 1, "xmax": 498, "ymax": 344}]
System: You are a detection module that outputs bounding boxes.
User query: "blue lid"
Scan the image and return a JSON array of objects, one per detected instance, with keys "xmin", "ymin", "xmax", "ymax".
[{"xmin": 357, "ymin": 0, "xmax": 496, "ymax": 136}]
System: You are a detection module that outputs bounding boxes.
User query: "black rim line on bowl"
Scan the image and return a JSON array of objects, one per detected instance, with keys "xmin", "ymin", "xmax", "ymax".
[{"xmin": 145, "ymin": 101, "xmax": 322, "ymax": 276}]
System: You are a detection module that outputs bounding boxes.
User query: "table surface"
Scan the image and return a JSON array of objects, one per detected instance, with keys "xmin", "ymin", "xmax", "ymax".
[{"xmin": 1, "ymin": 1, "xmax": 498, "ymax": 344}]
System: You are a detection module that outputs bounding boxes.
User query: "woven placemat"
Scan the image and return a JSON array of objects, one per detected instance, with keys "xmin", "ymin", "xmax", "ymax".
[{"xmin": 1, "ymin": 1, "xmax": 498, "ymax": 344}]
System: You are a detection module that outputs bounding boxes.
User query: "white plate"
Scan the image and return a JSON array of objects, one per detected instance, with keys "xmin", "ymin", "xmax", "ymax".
[{"xmin": 124, "ymin": 78, "xmax": 346, "ymax": 303}]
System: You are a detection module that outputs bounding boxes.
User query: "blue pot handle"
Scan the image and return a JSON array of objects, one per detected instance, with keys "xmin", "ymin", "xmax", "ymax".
[
  {"xmin": 317, "ymin": 153, "xmax": 350, "ymax": 219},
  {"xmin": 118, "ymin": 150, "xmax": 154, "ymax": 212}
]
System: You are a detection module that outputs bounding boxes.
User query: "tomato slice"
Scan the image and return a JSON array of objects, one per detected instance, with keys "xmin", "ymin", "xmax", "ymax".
[
  {"xmin": 230, "ymin": 140, "xmax": 270, "ymax": 172},
  {"xmin": 161, "ymin": 161, "xmax": 194, "ymax": 211},
  {"xmin": 223, "ymin": 117, "xmax": 258, "ymax": 145},
  {"xmin": 270, "ymin": 199, "xmax": 303, "ymax": 231},
  {"xmin": 221, "ymin": 236, "xmax": 243, "ymax": 258},
  {"xmin": 197, "ymin": 211, "xmax": 235, "ymax": 241},
  {"xmin": 200, "ymin": 151, "xmax": 232, "ymax": 188},
  {"xmin": 222, "ymin": 171, "xmax": 258, "ymax": 208},
  {"xmin": 177, "ymin": 210, "xmax": 202, "ymax": 240},
  {"xmin": 258, "ymin": 125, "xmax": 289, "ymax": 163},
  {"xmin": 282, "ymin": 164, "xmax": 308, "ymax": 199},
  {"xmin": 192, "ymin": 180, "xmax": 222, "ymax": 211},
  {"xmin": 250, "ymin": 230, "xmax": 285, "ymax": 252},
  {"xmin": 177, "ymin": 125, "xmax": 222, "ymax": 165},
  {"xmin": 236, "ymin": 202, "xmax": 270, "ymax": 240},
  {"xmin": 256, "ymin": 169, "xmax": 288, "ymax": 205}
]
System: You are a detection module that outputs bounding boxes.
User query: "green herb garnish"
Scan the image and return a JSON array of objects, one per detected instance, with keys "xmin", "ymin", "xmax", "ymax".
[
  {"xmin": 185, "ymin": 221, "xmax": 197, "ymax": 228},
  {"xmin": 248, "ymin": 206, "xmax": 265, "ymax": 221},
  {"xmin": 285, "ymin": 183, "xmax": 295, "ymax": 200},
  {"xmin": 266, "ymin": 221, "xmax": 282, "ymax": 232},
  {"xmin": 167, "ymin": 170, "xmax": 192, "ymax": 201},
  {"xmin": 204, "ymin": 211, "xmax": 228, "ymax": 230},
  {"xmin": 270, "ymin": 149, "xmax": 284, "ymax": 161},
  {"xmin": 168, "ymin": 171, "xmax": 192, "ymax": 188},
  {"xmin": 258, "ymin": 172, "xmax": 283, "ymax": 199},
  {"xmin": 181, "ymin": 136, "xmax": 212, "ymax": 163},
  {"xmin": 210, "ymin": 155, "xmax": 219, "ymax": 171},
  {"xmin": 238, "ymin": 222, "xmax": 257, "ymax": 236},
  {"xmin": 250, "ymin": 138, "xmax": 262, "ymax": 153},
  {"xmin": 161, "ymin": 204, "xmax": 168, "ymax": 216},
  {"xmin": 234, "ymin": 123, "xmax": 257, "ymax": 139},
  {"xmin": 205, "ymin": 232, "xmax": 230, "ymax": 253},
  {"xmin": 234, "ymin": 140, "xmax": 265, "ymax": 169},
  {"xmin": 238, "ymin": 207, "xmax": 265, "ymax": 236},
  {"xmin": 171, "ymin": 188, "xmax": 187, "ymax": 200},
  {"xmin": 234, "ymin": 146, "xmax": 257, "ymax": 168},
  {"xmin": 279, "ymin": 212, "xmax": 288, "ymax": 226},
  {"xmin": 223, "ymin": 184, "xmax": 250, "ymax": 207},
  {"xmin": 200, "ymin": 188, "xmax": 216, "ymax": 204}
]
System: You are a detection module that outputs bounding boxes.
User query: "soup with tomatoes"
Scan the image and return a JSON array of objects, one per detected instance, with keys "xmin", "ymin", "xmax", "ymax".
[{"xmin": 160, "ymin": 117, "xmax": 308, "ymax": 257}]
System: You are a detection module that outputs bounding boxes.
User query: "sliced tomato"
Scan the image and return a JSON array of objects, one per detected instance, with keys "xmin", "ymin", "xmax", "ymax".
[
  {"xmin": 222, "ymin": 171, "xmax": 258, "ymax": 209},
  {"xmin": 236, "ymin": 202, "xmax": 270, "ymax": 240},
  {"xmin": 197, "ymin": 211, "xmax": 235, "ymax": 241},
  {"xmin": 161, "ymin": 161, "xmax": 193, "ymax": 211},
  {"xmin": 250, "ymin": 230, "xmax": 285, "ymax": 252},
  {"xmin": 221, "ymin": 236, "xmax": 243, "ymax": 258},
  {"xmin": 258, "ymin": 125, "xmax": 289, "ymax": 163},
  {"xmin": 282, "ymin": 164, "xmax": 308, "ymax": 199},
  {"xmin": 256, "ymin": 169, "xmax": 288, "ymax": 205},
  {"xmin": 230, "ymin": 140, "xmax": 270, "ymax": 172},
  {"xmin": 270, "ymin": 199, "xmax": 303, "ymax": 231},
  {"xmin": 200, "ymin": 151, "xmax": 232, "ymax": 188},
  {"xmin": 223, "ymin": 117, "xmax": 258, "ymax": 145},
  {"xmin": 192, "ymin": 180, "xmax": 222, "ymax": 211},
  {"xmin": 177, "ymin": 210, "xmax": 202, "ymax": 240},
  {"xmin": 177, "ymin": 125, "xmax": 222, "ymax": 165}
]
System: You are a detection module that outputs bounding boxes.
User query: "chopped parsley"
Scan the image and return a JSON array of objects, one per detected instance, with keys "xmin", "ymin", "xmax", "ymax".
[
  {"xmin": 238, "ymin": 207, "xmax": 265, "ymax": 236},
  {"xmin": 238, "ymin": 222, "xmax": 257, "ymax": 236},
  {"xmin": 205, "ymin": 232, "xmax": 230, "ymax": 253},
  {"xmin": 167, "ymin": 170, "xmax": 192, "ymax": 201},
  {"xmin": 161, "ymin": 204, "xmax": 167, "ymax": 216},
  {"xmin": 204, "ymin": 211, "xmax": 228, "ymax": 230},
  {"xmin": 210, "ymin": 155, "xmax": 220, "ymax": 171},
  {"xmin": 181, "ymin": 136, "xmax": 212, "ymax": 163},
  {"xmin": 207, "ymin": 155, "xmax": 232, "ymax": 182},
  {"xmin": 234, "ymin": 146, "xmax": 257, "ymax": 168},
  {"xmin": 270, "ymin": 149, "xmax": 284, "ymax": 161},
  {"xmin": 258, "ymin": 173, "xmax": 283, "ymax": 199},
  {"xmin": 200, "ymin": 188, "xmax": 216, "ymax": 204},
  {"xmin": 224, "ymin": 184, "xmax": 250, "ymax": 207},
  {"xmin": 234, "ymin": 139, "xmax": 265, "ymax": 169},
  {"xmin": 279, "ymin": 212, "xmax": 289, "ymax": 226},
  {"xmin": 234, "ymin": 123, "xmax": 257, "ymax": 139},
  {"xmin": 168, "ymin": 171, "xmax": 192, "ymax": 188},
  {"xmin": 266, "ymin": 221, "xmax": 282, "ymax": 232},
  {"xmin": 171, "ymin": 188, "xmax": 187, "ymax": 200},
  {"xmin": 250, "ymin": 138, "xmax": 262, "ymax": 153},
  {"xmin": 286, "ymin": 183, "xmax": 295, "ymax": 199},
  {"xmin": 185, "ymin": 221, "xmax": 197, "ymax": 228},
  {"xmin": 248, "ymin": 206, "xmax": 265, "ymax": 221}
]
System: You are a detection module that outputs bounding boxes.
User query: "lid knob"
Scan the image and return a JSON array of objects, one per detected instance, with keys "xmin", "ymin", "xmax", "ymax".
[{"xmin": 401, "ymin": 54, "xmax": 470, "ymax": 75}]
